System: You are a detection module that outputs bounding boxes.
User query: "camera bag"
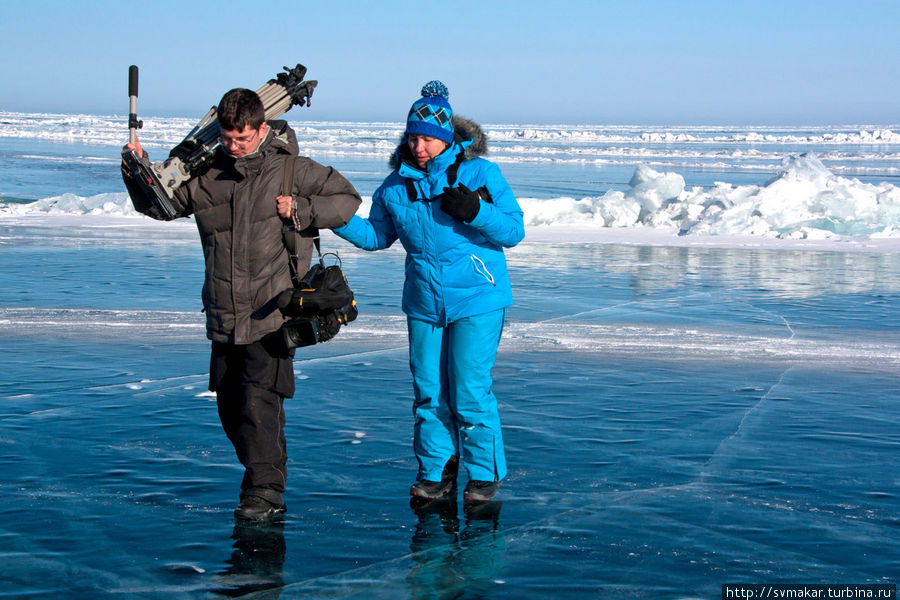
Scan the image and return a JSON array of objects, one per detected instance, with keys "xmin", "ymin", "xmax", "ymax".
[{"xmin": 277, "ymin": 154, "xmax": 357, "ymax": 348}]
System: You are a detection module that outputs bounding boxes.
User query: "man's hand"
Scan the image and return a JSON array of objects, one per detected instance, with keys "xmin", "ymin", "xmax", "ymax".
[
  {"xmin": 277, "ymin": 196, "xmax": 312, "ymax": 230},
  {"xmin": 121, "ymin": 136, "xmax": 147, "ymax": 168},
  {"xmin": 276, "ymin": 195, "xmax": 293, "ymax": 219}
]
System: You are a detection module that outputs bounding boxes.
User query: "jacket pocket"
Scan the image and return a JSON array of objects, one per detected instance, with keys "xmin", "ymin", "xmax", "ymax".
[{"xmin": 470, "ymin": 254, "xmax": 496, "ymax": 287}]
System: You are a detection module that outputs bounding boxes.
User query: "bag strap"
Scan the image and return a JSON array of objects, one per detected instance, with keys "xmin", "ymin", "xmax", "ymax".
[
  {"xmin": 280, "ymin": 154, "xmax": 322, "ymax": 283},
  {"xmin": 281, "ymin": 153, "xmax": 296, "ymax": 199},
  {"xmin": 446, "ymin": 151, "xmax": 464, "ymax": 187},
  {"xmin": 404, "ymin": 151, "xmax": 466, "ymax": 203}
]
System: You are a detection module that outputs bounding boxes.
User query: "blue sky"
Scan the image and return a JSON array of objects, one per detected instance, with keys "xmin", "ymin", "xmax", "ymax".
[{"xmin": 1, "ymin": 0, "xmax": 897, "ymax": 125}]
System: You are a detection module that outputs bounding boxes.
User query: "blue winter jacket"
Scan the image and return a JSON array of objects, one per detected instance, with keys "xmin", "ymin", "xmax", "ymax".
[{"xmin": 334, "ymin": 117, "xmax": 525, "ymax": 326}]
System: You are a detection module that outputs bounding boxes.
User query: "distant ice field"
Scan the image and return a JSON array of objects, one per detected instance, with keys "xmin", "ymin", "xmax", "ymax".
[{"xmin": 2, "ymin": 111, "xmax": 900, "ymax": 245}]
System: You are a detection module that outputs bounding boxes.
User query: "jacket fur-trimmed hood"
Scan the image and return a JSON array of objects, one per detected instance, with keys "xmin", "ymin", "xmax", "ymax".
[{"xmin": 389, "ymin": 116, "xmax": 487, "ymax": 170}]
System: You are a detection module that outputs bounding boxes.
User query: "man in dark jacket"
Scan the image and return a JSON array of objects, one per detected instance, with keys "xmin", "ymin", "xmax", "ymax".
[{"xmin": 121, "ymin": 88, "xmax": 361, "ymax": 521}]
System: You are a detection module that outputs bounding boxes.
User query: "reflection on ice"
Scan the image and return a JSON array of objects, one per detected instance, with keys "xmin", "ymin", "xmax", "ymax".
[
  {"xmin": 213, "ymin": 521, "xmax": 285, "ymax": 598},
  {"xmin": 508, "ymin": 242, "xmax": 900, "ymax": 297},
  {"xmin": 406, "ymin": 499, "xmax": 504, "ymax": 600}
]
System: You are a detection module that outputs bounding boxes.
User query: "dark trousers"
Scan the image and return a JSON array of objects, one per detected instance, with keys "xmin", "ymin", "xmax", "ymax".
[{"xmin": 209, "ymin": 331, "xmax": 295, "ymax": 505}]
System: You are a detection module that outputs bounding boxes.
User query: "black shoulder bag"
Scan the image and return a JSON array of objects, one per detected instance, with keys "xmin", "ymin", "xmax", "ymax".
[{"xmin": 277, "ymin": 154, "xmax": 358, "ymax": 349}]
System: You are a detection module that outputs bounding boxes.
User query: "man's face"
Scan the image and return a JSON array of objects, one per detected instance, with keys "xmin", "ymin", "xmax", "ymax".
[
  {"xmin": 220, "ymin": 122, "xmax": 266, "ymax": 158},
  {"xmin": 407, "ymin": 134, "xmax": 448, "ymax": 169}
]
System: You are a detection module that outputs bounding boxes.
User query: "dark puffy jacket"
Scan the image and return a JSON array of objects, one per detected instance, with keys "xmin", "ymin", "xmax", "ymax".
[{"xmin": 122, "ymin": 120, "xmax": 361, "ymax": 344}]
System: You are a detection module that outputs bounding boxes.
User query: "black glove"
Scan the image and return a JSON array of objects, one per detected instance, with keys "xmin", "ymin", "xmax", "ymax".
[{"xmin": 438, "ymin": 183, "xmax": 482, "ymax": 223}]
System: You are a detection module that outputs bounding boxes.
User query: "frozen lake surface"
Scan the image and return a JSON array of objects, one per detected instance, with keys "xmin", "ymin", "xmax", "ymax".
[
  {"xmin": 1, "ymin": 222, "xmax": 897, "ymax": 598},
  {"xmin": 0, "ymin": 114, "xmax": 898, "ymax": 598}
]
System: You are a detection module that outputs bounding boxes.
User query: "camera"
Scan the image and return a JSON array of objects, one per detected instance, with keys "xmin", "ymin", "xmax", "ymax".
[{"xmin": 282, "ymin": 313, "xmax": 343, "ymax": 349}]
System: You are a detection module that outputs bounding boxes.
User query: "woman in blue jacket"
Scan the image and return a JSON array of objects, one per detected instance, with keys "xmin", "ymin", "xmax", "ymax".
[{"xmin": 334, "ymin": 81, "xmax": 524, "ymax": 502}]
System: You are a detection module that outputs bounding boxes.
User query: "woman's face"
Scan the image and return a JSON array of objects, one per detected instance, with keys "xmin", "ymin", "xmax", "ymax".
[{"xmin": 407, "ymin": 134, "xmax": 448, "ymax": 168}]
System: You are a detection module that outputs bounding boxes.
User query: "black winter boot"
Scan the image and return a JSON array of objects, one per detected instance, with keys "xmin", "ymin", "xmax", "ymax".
[
  {"xmin": 234, "ymin": 494, "xmax": 286, "ymax": 522},
  {"xmin": 463, "ymin": 479, "xmax": 502, "ymax": 502},
  {"xmin": 410, "ymin": 455, "xmax": 459, "ymax": 499}
]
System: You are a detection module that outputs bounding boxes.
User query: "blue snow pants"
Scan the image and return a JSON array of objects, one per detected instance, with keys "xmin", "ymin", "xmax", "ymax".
[{"xmin": 408, "ymin": 308, "xmax": 507, "ymax": 483}]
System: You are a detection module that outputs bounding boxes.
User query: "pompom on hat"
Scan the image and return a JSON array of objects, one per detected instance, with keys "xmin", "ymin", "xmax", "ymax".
[{"xmin": 406, "ymin": 80, "xmax": 454, "ymax": 144}]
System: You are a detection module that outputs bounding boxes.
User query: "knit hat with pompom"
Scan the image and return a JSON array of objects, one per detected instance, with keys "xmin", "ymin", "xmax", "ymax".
[{"xmin": 405, "ymin": 80, "xmax": 454, "ymax": 144}]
